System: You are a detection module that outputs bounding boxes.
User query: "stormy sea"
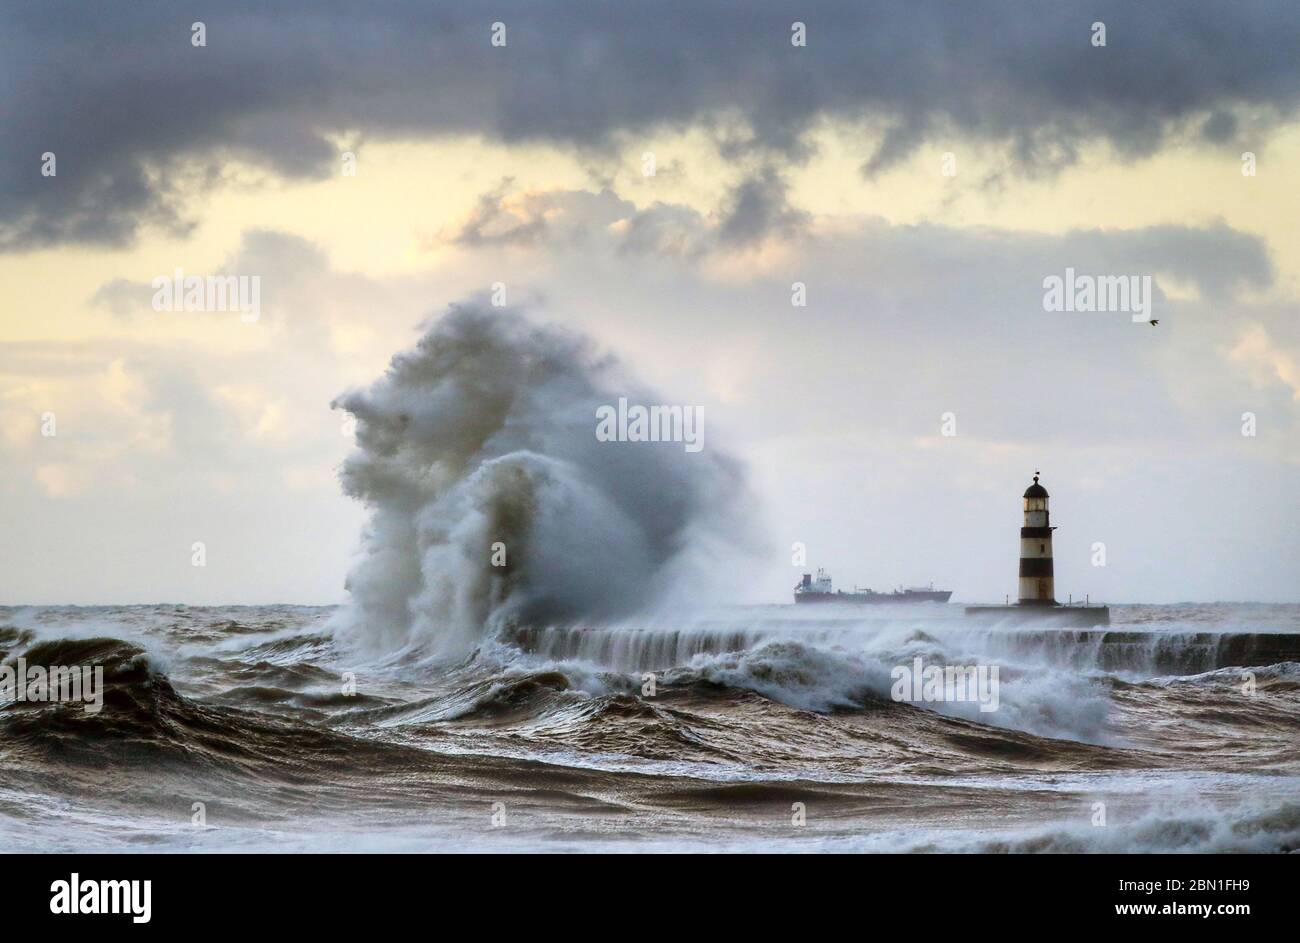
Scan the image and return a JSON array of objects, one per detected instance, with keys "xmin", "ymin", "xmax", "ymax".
[
  {"xmin": 4, "ymin": 308, "xmax": 1297, "ymax": 853},
  {"xmin": 1, "ymin": 602, "xmax": 1298, "ymax": 853}
]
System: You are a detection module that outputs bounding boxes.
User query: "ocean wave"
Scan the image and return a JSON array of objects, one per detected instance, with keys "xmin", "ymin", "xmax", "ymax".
[
  {"xmin": 0, "ymin": 635, "xmax": 401, "ymax": 778},
  {"xmin": 873, "ymin": 801, "xmax": 1300, "ymax": 854},
  {"xmin": 329, "ymin": 304, "xmax": 757, "ymax": 658},
  {"xmin": 653, "ymin": 638, "xmax": 1114, "ymax": 744},
  {"xmin": 4, "ymin": 604, "xmax": 1296, "ymax": 853}
]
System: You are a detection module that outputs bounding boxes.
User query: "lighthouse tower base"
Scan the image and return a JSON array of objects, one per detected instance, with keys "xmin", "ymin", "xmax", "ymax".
[{"xmin": 964, "ymin": 604, "xmax": 1110, "ymax": 627}]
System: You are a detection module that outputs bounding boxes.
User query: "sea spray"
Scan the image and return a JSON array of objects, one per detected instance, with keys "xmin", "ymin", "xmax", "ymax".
[
  {"xmin": 510, "ymin": 611, "xmax": 1113, "ymax": 741},
  {"xmin": 330, "ymin": 302, "xmax": 755, "ymax": 656}
]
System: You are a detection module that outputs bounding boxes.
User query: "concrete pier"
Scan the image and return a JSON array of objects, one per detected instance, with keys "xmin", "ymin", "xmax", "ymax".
[{"xmin": 964, "ymin": 603, "xmax": 1109, "ymax": 626}]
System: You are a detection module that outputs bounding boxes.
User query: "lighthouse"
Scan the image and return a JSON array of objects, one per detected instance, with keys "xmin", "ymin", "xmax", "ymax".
[
  {"xmin": 964, "ymin": 472, "xmax": 1109, "ymax": 625},
  {"xmin": 1018, "ymin": 472, "xmax": 1056, "ymax": 605}
]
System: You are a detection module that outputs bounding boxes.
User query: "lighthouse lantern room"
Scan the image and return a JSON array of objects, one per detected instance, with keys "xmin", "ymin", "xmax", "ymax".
[{"xmin": 1018, "ymin": 472, "xmax": 1056, "ymax": 605}]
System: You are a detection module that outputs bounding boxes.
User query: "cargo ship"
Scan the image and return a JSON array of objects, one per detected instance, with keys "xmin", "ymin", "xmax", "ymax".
[{"xmin": 794, "ymin": 569, "xmax": 952, "ymax": 604}]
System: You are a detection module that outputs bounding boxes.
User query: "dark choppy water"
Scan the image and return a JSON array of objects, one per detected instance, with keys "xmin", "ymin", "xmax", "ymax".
[{"xmin": 1, "ymin": 603, "xmax": 1298, "ymax": 852}]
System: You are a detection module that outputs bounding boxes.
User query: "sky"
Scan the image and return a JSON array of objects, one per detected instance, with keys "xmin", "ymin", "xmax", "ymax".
[{"xmin": 1, "ymin": 1, "xmax": 1298, "ymax": 605}]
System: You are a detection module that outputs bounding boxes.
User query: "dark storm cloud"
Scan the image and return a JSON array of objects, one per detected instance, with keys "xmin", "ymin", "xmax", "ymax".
[
  {"xmin": 716, "ymin": 168, "xmax": 809, "ymax": 247},
  {"xmin": 4, "ymin": 0, "xmax": 1300, "ymax": 250}
]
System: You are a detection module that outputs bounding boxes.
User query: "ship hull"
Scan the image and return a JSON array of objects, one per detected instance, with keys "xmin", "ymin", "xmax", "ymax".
[{"xmin": 794, "ymin": 590, "xmax": 952, "ymax": 605}]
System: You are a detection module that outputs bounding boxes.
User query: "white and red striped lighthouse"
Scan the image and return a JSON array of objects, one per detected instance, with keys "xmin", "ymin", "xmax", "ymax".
[{"xmin": 1018, "ymin": 472, "xmax": 1056, "ymax": 605}]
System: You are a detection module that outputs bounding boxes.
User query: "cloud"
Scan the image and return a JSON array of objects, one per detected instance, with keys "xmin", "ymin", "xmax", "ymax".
[
  {"xmin": 1229, "ymin": 323, "xmax": 1300, "ymax": 400},
  {"xmin": 90, "ymin": 279, "xmax": 148, "ymax": 319},
  {"xmin": 5, "ymin": 1, "xmax": 1300, "ymax": 249},
  {"xmin": 716, "ymin": 167, "xmax": 809, "ymax": 247},
  {"xmin": 447, "ymin": 182, "xmax": 637, "ymax": 248},
  {"xmin": 445, "ymin": 175, "xmax": 808, "ymax": 256},
  {"xmin": 5, "ymin": 202, "xmax": 1297, "ymax": 602},
  {"xmin": 1038, "ymin": 221, "xmax": 1275, "ymax": 302},
  {"xmin": 89, "ymin": 229, "xmax": 400, "ymax": 356},
  {"xmin": 411, "ymin": 180, "xmax": 1287, "ymax": 458}
]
